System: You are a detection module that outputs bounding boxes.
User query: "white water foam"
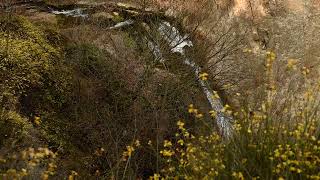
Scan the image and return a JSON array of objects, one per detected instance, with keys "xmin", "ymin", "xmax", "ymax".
[
  {"xmin": 51, "ymin": 8, "xmax": 88, "ymax": 18},
  {"xmin": 109, "ymin": 20, "xmax": 134, "ymax": 30},
  {"xmin": 158, "ymin": 21, "xmax": 232, "ymax": 137}
]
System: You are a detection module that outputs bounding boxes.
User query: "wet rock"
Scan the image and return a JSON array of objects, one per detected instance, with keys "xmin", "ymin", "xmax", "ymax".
[{"xmin": 124, "ymin": 9, "xmax": 139, "ymax": 16}]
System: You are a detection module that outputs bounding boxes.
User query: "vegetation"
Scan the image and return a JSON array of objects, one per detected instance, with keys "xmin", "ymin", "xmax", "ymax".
[
  {"xmin": 0, "ymin": 0, "xmax": 319, "ymax": 179},
  {"xmin": 150, "ymin": 52, "xmax": 320, "ymax": 179}
]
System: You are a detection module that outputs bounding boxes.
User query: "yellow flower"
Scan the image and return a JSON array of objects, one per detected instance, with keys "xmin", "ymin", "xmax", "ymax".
[
  {"xmin": 150, "ymin": 173, "xmax": 161, "ymax": 180},
  {"xmin": 209, "ymin": 110, "xmax": 217, "ymax": 117},
  {"xmin": 188, "ymin": 104, "xmax": 195, "ymax": 113},
  {"xmin": 287, "ymin": 59, "xmax": 297, "ymax": 70},
  {"xmin": 266, "ymin": 51, "xmax": 276, "ymax": 60},
  {"xmin": 302, "ymin": 66, "xmax": 310, "ymax": 76},
  {"xmin": 274, "ymin": 150, "xmax": 280, "ymax": 157},
  {"xmin": 20, "ymin": 168, "xmax": 28, "ymax": 176},
  {"xmin": 160, "ymin": 150, "xmax": 174, "ymax": 157},
  {"xmin": 34, "ymin": 116, "xmax": 41, "ymax": 125},
  {"xmin": 68, "ymin": 171, "xmax": 78, "ymax": 180},
  {"xmin": 243, "ymin": 48, "xmax": 252, "ymax": 53},
  {"xmin": 168, "ymin": 167, "xmax": 175, "ymax": 172},
  {"xmin": 193, "ymin": 109, "xmax": 199, "ymax": 114},
  {"xmin": 280, "ymin": 154, "xmax": 287, "ymax": 160},
  {"xmin": 177, "ymin": 139, "xmax": 184, "ymax": 146},
  {"xmin": 232, "ymin": 172, "xmax": 244, "ymax": 180},
  {"xmin": 183, "ymin": 131, "xmax": 190, "ymax": 138},
  {"xmin": 177, "ymin": 120, "xmax": 185, "ymax": 129},
  {"xmin": 125, "ymin": 146, "xmax": 135, "ymax": 157},
  {"xmin": 164, "ymin": 140, "xmax": 172, "ymax": 147},
  {"xmin": 289, "ymin": 167, "xmax": 296, "ymax": 172},
  {"xmin": 195, "ymin": 113, "xmax": 203, "ymax": 118},
  {"xmin": 297, "ymin": 169, "xmax": 302, "ymax": 173},
  {"xmin": 212, "ymin": 91, "xmax": 220, "ymax": 99},
  {"xmin": 199, "ymin": 72, "xmax": 209, "ymax": 81}
]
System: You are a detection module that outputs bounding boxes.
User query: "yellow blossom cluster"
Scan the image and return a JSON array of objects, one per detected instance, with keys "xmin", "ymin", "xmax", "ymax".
[
  {"xmin": 122, "ymin": 139, "xmax": 141, "ymax": 161},
  {"xmin": 243, "ymin": 48, "xmax": 253, "ymax": 53},
  {"xmin": 270, "ymin": 141, "xmax": 319, "ymax": 179},
  {"xmin": 265, "ymin": 51, "xmax": 277, "ymax": 93},
  {"xmin": 221, "ymin": 104, "xmax": 232, "ymax": 115},
  {"xmin": 287, "ymin": 58, "xmax": 298, "ymax": 70},
  {"xmin": 302, "ymin": 66, "xmax": 311, "ymax": 76},
  {"xmin": 34, "ymin": 116, "xmax": 41, "ymax": 126},
  {"xmin": 188, "ymin": 104, "xmax": 203, "ymax": 118},
  {"xmin": 156, "ymin": 118, "xmax": 226, "ymax": 179},
  {"xmin": 232, "ymin": 171, "xmax": 244, "ymax": 180},
  {"xmin": 199, "ymin": 72, "xmax": 209, "ymax": 81},
  {"xmin": 160, "ymin": 140, "xmax": 175, "ymax": 157},
  {"xmin": 149, "ymin": 173, "xmax": 163, "ymax": 180},
  {"xmin": 68, "ymin": 171, "xmax": 78, "ymax": 180},
  {"xmin": 150, "ymin": 72, "xmax": 320, "ymax": 179},
  {"xmin": 1, "ymin": 147, "xmax": 57, "ymax": 179}
]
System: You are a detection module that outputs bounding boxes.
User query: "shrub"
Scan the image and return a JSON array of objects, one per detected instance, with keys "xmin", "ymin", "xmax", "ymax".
[
  {"xmin": 0, "ymin": 15, "xmax": 61, "ymax": 96},
  {"xmin": 150, "ymin": 52, "xmax": 320, "ymax": 179}
]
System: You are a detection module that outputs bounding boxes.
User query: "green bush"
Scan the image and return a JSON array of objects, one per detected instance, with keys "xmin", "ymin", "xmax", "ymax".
[
  {"xmin": 0, "ymin": 111, "xmax": 31, "ymax": 147},
  {"xmin": 0, "ymin": 15, "xmax": 61, "ymax": 96}
]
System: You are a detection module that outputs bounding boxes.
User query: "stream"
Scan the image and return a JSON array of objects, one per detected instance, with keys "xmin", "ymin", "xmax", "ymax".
[
  {"xmin": 50, "ymin": 7, "xmax": 233, "ymax": 137},
  {"xmin": 51, "ymin": 8, "xmax": 88, "ymax": 18},
  {"xmin": 157, "ymin": 21, "xmax": 232, "ymax": 137}
]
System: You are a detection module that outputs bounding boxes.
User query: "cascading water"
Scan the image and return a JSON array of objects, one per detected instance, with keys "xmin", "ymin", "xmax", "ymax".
[
  {"xmin": 108, "ymin": 19, "xmax": 135, "ymax": 30},
  {"xmin": 109, "ymin": 19, "xmax": 233, "ymax": 137},
  {"xmin": 49, "ymin": 6, "xmax": 233, "ymax": 137},
  {"xmin": 147, "ymin": 40, "xmax": 165, "ymax": 63},
  {"xmin": 51, "ymin": 8, "xmax": 88, "ymax": 18},
  {"xmin": 157, "ymin": 21, "xmax": 233, "ymax": 137}
]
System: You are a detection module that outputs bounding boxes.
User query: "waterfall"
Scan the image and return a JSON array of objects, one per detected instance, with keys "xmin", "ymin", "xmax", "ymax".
[
  {"xmin": 108, "ymin": 20, "xmax": 135, "ymax": 30},
  {"xmin": 158, "ymin": 21, "xmax": 233, "ymax": 137},
  {"xmin": 51, "ymin": 8, "xmax": 88, "ymax": 18},
  {"xmin": 147, "ymin": 40, "xmax": 165, "ymax": 63},
  {"xmin": 48, "ymin": 5, "xmax": 233, "ymax": 136}
]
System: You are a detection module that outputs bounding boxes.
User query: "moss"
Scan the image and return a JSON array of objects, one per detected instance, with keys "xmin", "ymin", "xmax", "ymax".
[
  {"xmin": 0, "ymin": 15, "xmax": 61, "ymax": 96},
  {"xmin": 0, "ymin": 111, "xmax": 31, "ymax": 147},
  {"xmin": 43, "ymin": 0, "xmax": 78, "ymax": 9},
  {"xmin": 112, "ymin": 13, "xmax": 125, "ymax": 23},
  {"xmin": 123, "ymin": 32, "xmax": 137, "ymax": 49}
]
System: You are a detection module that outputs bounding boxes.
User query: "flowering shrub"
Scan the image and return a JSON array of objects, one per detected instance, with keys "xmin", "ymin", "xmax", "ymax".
[
  {"xmin": 0, "ymin": 147, "xmax": 57, "ymax": 179},
  {"xmin": 150, "ymin": 52, "xmax": 320, "ymax": 179}
]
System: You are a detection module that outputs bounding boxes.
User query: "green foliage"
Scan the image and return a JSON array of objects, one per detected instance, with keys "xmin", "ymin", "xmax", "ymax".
[
  {"xmin": 0, "ymin": 15, "xmax": 61, "ymax": 95},
  {"xmin": 0, "ymin": 111, "xmax": 31, "ymax": 147},
  {"xmin": 2, "ymin": 4, "xmax": 319, "ymax": 179}
]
